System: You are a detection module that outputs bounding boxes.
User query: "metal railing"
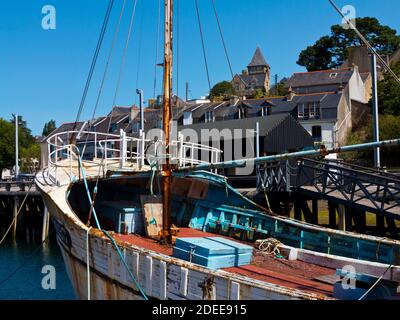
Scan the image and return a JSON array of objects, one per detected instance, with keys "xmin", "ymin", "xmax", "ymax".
[
  {"xmin": 45, "ymin": 130, "xmax": 222, "ymax": 185},
  {"xmin": 296, "ymin": 158, "xmax": 400, "ymax": 218}
]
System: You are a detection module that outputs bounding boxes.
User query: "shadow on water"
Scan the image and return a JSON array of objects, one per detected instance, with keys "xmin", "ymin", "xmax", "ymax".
[{"xmin": 0, "ymin": 231, "xmax": 76, "ymax": 300}]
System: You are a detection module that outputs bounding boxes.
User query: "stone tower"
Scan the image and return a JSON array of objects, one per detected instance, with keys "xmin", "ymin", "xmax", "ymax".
[{"xmin": 232, "ymin": 47, "xmax": 271, "ymax": 97}]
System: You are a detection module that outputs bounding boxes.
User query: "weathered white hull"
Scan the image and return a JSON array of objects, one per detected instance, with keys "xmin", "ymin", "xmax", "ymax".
[{"xmin": 39, "ymin": 181, "xmax": 328, "ymax": 301}]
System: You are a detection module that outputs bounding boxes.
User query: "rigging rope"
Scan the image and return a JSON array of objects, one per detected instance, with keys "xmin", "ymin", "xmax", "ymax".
[
  {"xmin": 72, "ymin": 0, "xmax": 115, "ymax": 131},
  {"xmin": 194, "ymin": 0, "xmax": 212, "ymax": 91},
  {"xmin": 153, "ymin": 0, "xmax": 162, "ymax": 99},
  {"xmin": 211, "ymin": 0, "xmax": 234, "ymax": 79},
  {"xmin": 328, "ymin": 0, "xmax": 400, "ymax": 86},
  {"xmin": 134, "ymin": 0, "xmax": 145, "ymax": 105},
  {"xmin": 82, "ymin": 0, "xmax": 127, "ymax": 152},
  {"xmin": 110, "ymin": 0, "xmax": 139, "ymax": 111}
]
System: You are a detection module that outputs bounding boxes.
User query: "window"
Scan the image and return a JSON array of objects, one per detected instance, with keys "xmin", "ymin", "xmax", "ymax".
[
  {"xmin": 312, "ymin": 126, "xmax": 322, "ymax": 141},
  {"xmin": 205, "ymin": 111, "xmax": 215, "ymax": 123},
  {"xmin": 309, "ymin": 102, "xmax": 320, "ymax": 118},
  {"xmin": 298, "ymin": 103, "xmax": 305, "ymax": 118}
]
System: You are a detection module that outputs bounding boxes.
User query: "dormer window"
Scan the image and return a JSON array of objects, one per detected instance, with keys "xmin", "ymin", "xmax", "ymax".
[{"xmin": 205, "ymin": 111, "xmax": 215, "ymax": 123}]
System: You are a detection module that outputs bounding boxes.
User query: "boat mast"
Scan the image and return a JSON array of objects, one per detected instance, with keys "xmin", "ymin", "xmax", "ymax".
[{"xmin": 161, "ymin": 0, "xmax": 173, "ymax": 243}]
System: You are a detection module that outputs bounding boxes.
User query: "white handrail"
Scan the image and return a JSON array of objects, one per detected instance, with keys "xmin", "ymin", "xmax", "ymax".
[{"xmin": 45, "ymin": 130, "xmax": 222, "ymax": 185}]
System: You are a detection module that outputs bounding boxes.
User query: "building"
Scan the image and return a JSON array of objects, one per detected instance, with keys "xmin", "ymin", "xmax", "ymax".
[
  {"xmin": 283, "ymin": 67, "xmax": 370, "ymax": 148},
  {"xmin": 232, "ymin": 47, "xmax": 271, "ymax": 97},
  {"xmin": 179, "ymin": 113, "xmax": 314, "ymax": 179}
]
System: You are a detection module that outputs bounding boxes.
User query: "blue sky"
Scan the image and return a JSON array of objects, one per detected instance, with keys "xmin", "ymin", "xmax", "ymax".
[{"xmin": 1, "ymin": 0, "xmax": 399, "ymax": 135}]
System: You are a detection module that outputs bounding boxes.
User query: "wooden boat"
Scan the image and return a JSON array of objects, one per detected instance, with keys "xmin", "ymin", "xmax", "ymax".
[
  {"xmin": 35, "ymin": 131, "xmax": 400, "ymax": 300},
  {"xmin": 36, "ymin": 0, "xmax": 400, "ymax": 300}
]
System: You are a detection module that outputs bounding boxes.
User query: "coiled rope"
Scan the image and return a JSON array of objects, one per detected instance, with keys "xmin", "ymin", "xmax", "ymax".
[{"xmin": 256, "ymin": 238, "xmax": 284, "ymax": 259}]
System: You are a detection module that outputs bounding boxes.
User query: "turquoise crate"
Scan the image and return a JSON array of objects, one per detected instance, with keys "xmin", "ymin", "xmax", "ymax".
[{"xmin": 173, "ymin": 237, "xmax": 253, "ymax": 269}]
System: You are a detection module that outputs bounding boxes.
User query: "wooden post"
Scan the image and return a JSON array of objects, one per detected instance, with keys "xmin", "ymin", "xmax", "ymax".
[
  {"xmin": 12, "ymin": 196, "xmax": 19, "ymax": 239},
  {"xmin": 300, "ymin": 200, "xmax": 314, "ymax": 223},
  {"xmin": 294, "ymin": 198, "xmax": 302, "ymax": 221},
  {"xmin": 328, "ymin": 201, "xmax": 336, "ymax": 228},
  {"xmin": 42, "ymin": 207, "xmax": 50, "ymax": 242},
  {"xmin": 345, "ymin": 207, "xmax": 352, "ymax": 232},
  {"xmin": 376, "ymin": 214, "xmax": 385, "ymax": 236},
  {"xmin": 312, "ymin": 199, "xmax": 319, "ymax": 225},
  {"xmin": 385, "ymin": 217, "xmax": 398, "ymax": 239},
  {"xmin": 337, "ymin": 204, "xmax": 345, "ymax": 231}
]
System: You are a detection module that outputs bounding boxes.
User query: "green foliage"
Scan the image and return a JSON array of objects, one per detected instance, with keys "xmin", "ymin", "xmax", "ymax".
[
  {"xmin": 20, "ymin": 143, "xmax": 40, "ymax": 174},
  {"xmin": 343, "ymin": 114, "xmax": 400, "ymax": 167},
  {"xmin": 10, "ymin": 114, "xmax": 36, "ymax": 148},
  {"xmin": 42, "ymin": 119, "xmax": 57, "ymax": 137},
  {"xmin": 298, "ymin": 36, "xmax": 337, "ymax": 71},
  {"xmin": 253, "ymin": 89, "xmax": 266, "ymax": 99},
  {"xmin": 378, "ymin": 61, "xmax": 400, "ymax": 116},
  {"xmin": 0, "ymin": 119, "xmax": 16, "ymax": 177},
  {"xmin": 209, "ymin": 81, "xmax": 236, "ymax": 101},
  {"xmin": 269, "ymin": 82, "xmax": 288, "ymax": 97},
  {"xmin": 298, "ymin": 17, "xmax": 400, "ymax": 71},
  {"xmin": 0, "ymin": 115, "xmax": 40, "ymax": 177}
]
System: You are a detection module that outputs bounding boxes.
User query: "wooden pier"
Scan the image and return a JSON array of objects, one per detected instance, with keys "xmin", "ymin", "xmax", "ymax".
[
  {"xmin": 0, "ymin": 179, "xmax": 48, "ymax": 241},
  {"xmin": 255, "ymin": 158, "xmax": 400, "ymax": 239}
]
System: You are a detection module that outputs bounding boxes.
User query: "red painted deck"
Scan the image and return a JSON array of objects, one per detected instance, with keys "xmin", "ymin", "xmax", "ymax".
[{"xmin": 114, "ymin": 228, "xmax": 334, "ymax": 297}]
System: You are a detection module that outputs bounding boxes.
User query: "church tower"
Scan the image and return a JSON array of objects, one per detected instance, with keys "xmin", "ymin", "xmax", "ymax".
[{"xmin": 232, "ymin": 47, "xmax": 271, "ymax": 97}]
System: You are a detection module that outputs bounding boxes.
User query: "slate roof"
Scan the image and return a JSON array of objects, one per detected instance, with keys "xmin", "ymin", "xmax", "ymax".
[
  {"xmin": 248, "ymin": 47, "xmax": 269, "ymax": 67},
  {"xmin": 285, "ymin": 68, "xmax": 354, "ymax": 89},
  {"xmin": 179, "ymin": 114, "xmax": 314, "ymax": 153}
]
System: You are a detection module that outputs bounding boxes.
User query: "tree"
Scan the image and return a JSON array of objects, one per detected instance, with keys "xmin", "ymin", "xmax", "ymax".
[
  {"xmin": 42, "ymin": 120, "xmax": 57, "ymax": 137},
  {"xmin": 343, "ymin": 114, "xmax": 400, "ymax": 167},
  {"xmin": 298, "ymin": 17, "xmax": 400, "ymax": 71},
  {"xmin": 269, "ymin": 82, "xmax": 288, "ymax": 97},
  {"xmin": 378, "ymin": 61, "xmax": 400, "ymax": 116},
  {"xmin": 0, "ymin": 115, "xmax": 40, "ymax": 177},
  {"xmin": 0, "ymin": 119, "xmax": 15, "ymax": 179},
  {"xmin": 253, "ymin": 89, "xmax": 266, "ymax": 99},
  {"xmin": 209, "ymin": 81, "xmax": 236, "ymax": 101},
  {"xmin": 10, "ymin": 114, "xmax": 35, "ymax": 148}
]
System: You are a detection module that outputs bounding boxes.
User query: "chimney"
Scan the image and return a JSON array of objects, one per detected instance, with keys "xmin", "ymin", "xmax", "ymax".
[
  {"xmin": 242, "ymin": 69, "xmax": 249, "ymax": 76},
  {"xmin": 286, "ymin": 86, "xmax": 296, "ymax": 101}
]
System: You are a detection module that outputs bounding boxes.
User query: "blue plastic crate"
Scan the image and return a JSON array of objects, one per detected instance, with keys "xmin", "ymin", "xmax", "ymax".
[{"xmin": 173, "ymin": 237, "xmax": 253, "ymax": 269}]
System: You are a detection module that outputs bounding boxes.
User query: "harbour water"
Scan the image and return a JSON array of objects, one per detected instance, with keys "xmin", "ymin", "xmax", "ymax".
[{"xmin": 0, "ymin": 233, "xmax": 75, "ymax": 300}]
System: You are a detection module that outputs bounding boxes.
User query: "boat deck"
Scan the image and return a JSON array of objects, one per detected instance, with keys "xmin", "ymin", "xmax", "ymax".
[{"xmin": 114, "ymin": 228, "xmax": 335, "ymax": 297}]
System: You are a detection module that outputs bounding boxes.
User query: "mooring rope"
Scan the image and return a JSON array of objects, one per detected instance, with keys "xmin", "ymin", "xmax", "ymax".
[
  {"xmin": 86, "ymin": 226, "xmax": 93, "ymax": 300},
  {"xmin": 78, "ymin": 154, "xmax": 148, "ymax": 300},
  {"xmin": 0, "ymin": 179, "xmax": 37, "ymax": 246}
]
